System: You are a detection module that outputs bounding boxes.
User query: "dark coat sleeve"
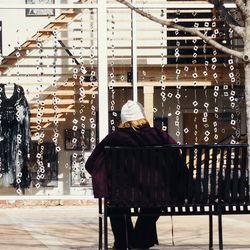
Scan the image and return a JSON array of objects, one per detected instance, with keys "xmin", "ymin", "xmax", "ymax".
[
  {"xmin": 85, "ymin": 134, "xmax": 117, "ymax": 197},
  {"xmin": 85, "ymin": 134, "xmax": 113, "ymax": 175}
]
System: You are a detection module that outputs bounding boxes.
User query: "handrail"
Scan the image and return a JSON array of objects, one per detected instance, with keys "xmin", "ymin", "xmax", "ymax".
[{"xmin": 105, "ymin": 143, "xmax": 249, "ymax": 150}]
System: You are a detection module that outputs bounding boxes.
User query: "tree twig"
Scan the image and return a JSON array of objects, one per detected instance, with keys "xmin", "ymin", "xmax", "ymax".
[
  {"xmin": 209, "ymin": 0, "xmax": 245, "ymax": 39},
  {"xmin": 234, "ymin": 0, "xmax": 247, "ymax": 18},
  {"xmin": 116, "ymin": 0, "xmax": 244, "ymax": 60}
]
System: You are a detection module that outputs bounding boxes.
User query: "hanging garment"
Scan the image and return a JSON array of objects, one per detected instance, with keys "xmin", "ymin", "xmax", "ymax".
[{"xmin": 0, "ymin": 83, "xmax": 31, "ymax": 188}]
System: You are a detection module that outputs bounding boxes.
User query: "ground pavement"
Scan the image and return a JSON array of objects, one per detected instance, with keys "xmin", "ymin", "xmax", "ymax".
[{"xmin": 0, "ymin": 205, "xmax": 249, "ymax": 249}]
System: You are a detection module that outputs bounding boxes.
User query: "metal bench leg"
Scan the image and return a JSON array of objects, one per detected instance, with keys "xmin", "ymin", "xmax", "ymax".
[
  {"xmin": 124, "ymin": 214, "xmax": 129, "ymax": 250},
  {"xmin": 104, "ymin": 202, "xmax": 108, "ymax": 250},
  {"xmin": 209, "ymin": 212, "xmax": 213, "ymax": 250},
  {"xmin": 98, "ymin": 199, "xmax": 103, "ymax": 250},
  {"xmin": 218, "ymin": 206, "xmax": 223, "ymax": 250}
]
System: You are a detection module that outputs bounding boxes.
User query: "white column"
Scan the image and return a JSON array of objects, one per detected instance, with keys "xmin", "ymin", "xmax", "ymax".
[
  {"xmin": 132, "ymin": 0, "xmax": 138, "ymax": 102},
  {"xmin": 98, "ymin": 0, "xmax": 109, "ymax": 140},
  {"xmin": 144, "ymin": 86, "xmax": 154, "ymax": 126}
]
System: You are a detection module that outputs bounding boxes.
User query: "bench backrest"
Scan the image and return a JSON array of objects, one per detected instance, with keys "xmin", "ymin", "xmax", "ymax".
[{"xmin": 104, "ymin": 144, "xmax": 249, "ymax": 208}]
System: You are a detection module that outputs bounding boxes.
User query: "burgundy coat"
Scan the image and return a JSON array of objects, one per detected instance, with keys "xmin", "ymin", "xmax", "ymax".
[{"xmin": 85, "ymin": 124, "xmax": 177, "ymax": 198}]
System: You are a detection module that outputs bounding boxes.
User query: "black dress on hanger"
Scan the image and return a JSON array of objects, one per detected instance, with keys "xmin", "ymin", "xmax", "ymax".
[{"xmin": 0, "ymin": 83, "xmax": 31, "ymax": 189}]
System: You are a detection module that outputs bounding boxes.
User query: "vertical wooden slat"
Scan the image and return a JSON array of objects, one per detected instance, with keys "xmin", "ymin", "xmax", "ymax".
[
  {"xmin": 195, "ymin": 146, "xmax": 202, "ymax": 202},
  {"xmin": 130, "ymin": 148, "xmax": 136, "ymax": 204},
  {"xmin": 104, "ymin": 147, "xmax": 111, "ymax": 199},
  {"xmin": 110, "ymin": 148, "xmax": 118, "ymax": 204},
  {"xmin": 134, "ymin": 148, "xmax": 141, "ymax": 204},
  {"xmin": 218, "ymin": 146, "xmax": 225, "ymax": 202},
  {"xmin": 232, "ymin": 147, "xmax": 240, "ymax": 202},
  {"xmin": 119, "ymin": 148, "xmax": 126, "ymax": 205},
  {"xmin": 188, "ymin": 146, "xmax": 195, "ymax": 203},
  {"xmin": 151, "ymin": 148, "xmax": 158, "ymax": 205},
  {"xmin": 210, "ymin": 147, "xmax": 218, "ymax": 202},
  {"xmin": 139, "ymin": 148, "xmax": 145, "ymax": 204},
  {"xmin": 126, "ymin": 148, "xmax": 133, "ymax": 206},
  {"xmin": 158, "ymin": 148, "xmax": 166, "ymax": 205},
  {"xmin": 203, "ymin": 146, "xmax": 210, "ymax": 203},
  {"xmin": 239, "ymin": 146, "xmax": 248, "ymax": 202},
  {"xmin": 162, "ymin": 146, "xmax": 171, "ymax": 204},
  {"xmin": 180, "ymin": 146, "xmax": 187, "ymax": 201},
  {"xmin": 146, "ymin": 148, "xmax": 153, "ymax": 206},
  {"xmin": 224, "ymin": 147, "xmax": 232, "ymax": 202}
]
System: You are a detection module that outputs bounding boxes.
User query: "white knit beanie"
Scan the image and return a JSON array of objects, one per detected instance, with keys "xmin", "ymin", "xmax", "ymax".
[{"xmin": 121, "ymin": 100, "xmax": 146, "ymax": 124}]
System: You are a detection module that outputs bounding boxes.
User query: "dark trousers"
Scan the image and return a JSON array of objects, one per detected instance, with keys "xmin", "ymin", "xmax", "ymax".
[{"xmin": 109, "ymin": 207, "xmax": 160, "ymax": 249}]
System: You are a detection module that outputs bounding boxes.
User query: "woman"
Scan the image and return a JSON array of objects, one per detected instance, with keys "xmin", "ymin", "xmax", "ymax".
[{"xmin": 85, "ymin": 100, "xmax": 177, "ymax": 249}]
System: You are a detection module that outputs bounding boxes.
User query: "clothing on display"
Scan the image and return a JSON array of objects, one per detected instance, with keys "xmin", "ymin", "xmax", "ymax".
[
  {"xmin": 0, "ymin": 83, "xmax": 31, "ymax": 189},
  {"xmin": 29, "ymin": 142, "xmax": 58, "ymax": 187}
]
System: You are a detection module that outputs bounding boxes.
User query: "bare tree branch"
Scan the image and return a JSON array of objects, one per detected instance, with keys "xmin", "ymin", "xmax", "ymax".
[
  {"xmin": 209, "ymin": 0, "xmax": 245, "ymax": 39},
  {"xmin": 116, "ymin": 0, "xmax": 244, "ymax": 60},
  {"xmin": 235, "ymin": 0, "xmax": 247, "ymax": 18},
  {"xmin": 210, "ymin": 0, "xmax": 242, "ymax": 26},
  {"xmin": 231, "ymin": 24, "xmax": 246, "ymax": 39}
]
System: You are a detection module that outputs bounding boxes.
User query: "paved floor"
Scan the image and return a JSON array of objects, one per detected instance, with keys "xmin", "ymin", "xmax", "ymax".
[{"xmin": 0, "ymin": 205, "xmax": 250, "ymax": 249}]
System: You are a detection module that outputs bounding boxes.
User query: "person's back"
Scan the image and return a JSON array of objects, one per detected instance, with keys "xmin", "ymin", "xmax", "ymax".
[{"xmin": 85, "ymin": 100, "xmax": 178, "ymax": 249}]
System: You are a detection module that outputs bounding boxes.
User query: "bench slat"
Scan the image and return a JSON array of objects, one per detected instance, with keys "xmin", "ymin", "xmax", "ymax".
[
  {"xmin": 195, "ymin": 146, "xmax": 203, "ymax": 202},
  {"xmin": 224, "ymin": 147, "xmax": 232, "ymax": 202},
  {"xmin": 232, "ymin": 147, "xmax": 240, "ymax": 202},
  {"xmin": 218, "ymin": 147, "xmax": 225, "ymax": 202},
  {"xmin": 203, "ymin": 147, "xmax": 210, "ymax": 203},
  {"xmin": 187, "ymin": 147, "xmax": 195, "ymax": 203},
  {"xmin": 210, "ymin": 147, "xmax": 218, "ymax": 202},
  {"xmin": 239, "ymin": 146, "xmax": 248, "ymax": 203}
]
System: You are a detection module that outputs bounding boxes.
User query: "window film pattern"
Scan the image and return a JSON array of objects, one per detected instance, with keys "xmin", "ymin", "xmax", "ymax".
[{"xmin": 0, "ymin": 1, "xmax": 246, "ymax": 195}]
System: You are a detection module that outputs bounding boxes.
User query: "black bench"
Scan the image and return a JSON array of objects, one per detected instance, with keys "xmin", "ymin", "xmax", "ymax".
[{"xmin": 98, "ymin": 144, "xmax": 250, "ymax": 250}]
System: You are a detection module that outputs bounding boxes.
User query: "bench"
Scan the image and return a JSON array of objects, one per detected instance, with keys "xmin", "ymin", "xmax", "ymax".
[{"xmin": 98, "ymin": 144, "xmax": 250, "ymax": 250}]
